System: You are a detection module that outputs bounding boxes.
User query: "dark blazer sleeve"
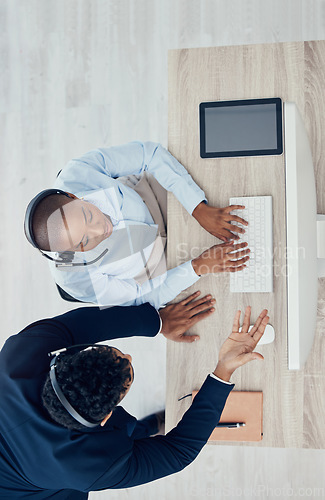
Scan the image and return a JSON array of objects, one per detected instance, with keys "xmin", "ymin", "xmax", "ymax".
[
  {"xmin": 90, "ymin": 375, "xmax": 234, "ymax": 490},
  {"xmin": 20, "ymin": 303, "xmax": 161, "ymax": 346}
]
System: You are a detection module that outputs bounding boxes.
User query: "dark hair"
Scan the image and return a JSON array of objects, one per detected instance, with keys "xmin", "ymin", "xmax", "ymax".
[
  {"xmin": 32, "ymin": 194, "xmax": 72, "ymax": 251},
  {"xmin": 42, "ymin": 346, "xmax": 132, "ymax": 430}
]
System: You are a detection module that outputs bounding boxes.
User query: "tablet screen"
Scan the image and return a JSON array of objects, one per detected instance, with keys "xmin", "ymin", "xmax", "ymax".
[{"xmin": 199, "ymin": 98, "xmax": 283, "ymax": 158}]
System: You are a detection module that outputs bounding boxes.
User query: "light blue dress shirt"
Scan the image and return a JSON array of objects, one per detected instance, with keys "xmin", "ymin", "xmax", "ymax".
[{"xmin": 51, "ymin": 141, "xmax": 206, "ymax": 308}]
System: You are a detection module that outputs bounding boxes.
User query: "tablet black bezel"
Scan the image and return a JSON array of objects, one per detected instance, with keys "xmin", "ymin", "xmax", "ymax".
[{"xmin": 199, "ymin": 97, "xmax": 283, "ymax": 158}]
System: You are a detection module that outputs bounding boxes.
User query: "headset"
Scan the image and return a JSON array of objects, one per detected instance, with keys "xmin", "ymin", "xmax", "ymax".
[
  {"xmin": 24, "ymin": 189, "xmax": 108, "ymax": 268},
  {"xmin": 48, "ymin": 344, "xmax": 110, "ymax": 428}
]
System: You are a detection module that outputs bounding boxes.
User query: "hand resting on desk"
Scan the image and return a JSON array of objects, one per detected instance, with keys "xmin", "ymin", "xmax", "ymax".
[
  {"xmin": 214, "ymin": 306, "xmax": 269, "ymax": 382},
  {"xmin": 159, "ymin": 290, "xmax": 215, "ymax": 343}
]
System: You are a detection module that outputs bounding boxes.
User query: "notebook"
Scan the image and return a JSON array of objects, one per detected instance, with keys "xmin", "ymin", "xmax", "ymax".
[{"xmin": 192, "ymin": 390, "xmax": 263, "ymax": 442}]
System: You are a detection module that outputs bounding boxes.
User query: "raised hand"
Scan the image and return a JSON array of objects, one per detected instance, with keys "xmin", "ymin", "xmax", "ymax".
[
  {"xmin": 159, "ymin": 291, "xmax": 215, "ymax": 343},
  {"xmin": 213, "ymin": 306, "xmax": 269, "ymax": 382},
  {"xmin": 192, "ymin": 202, "xmax": 248, "ymax": 241}
]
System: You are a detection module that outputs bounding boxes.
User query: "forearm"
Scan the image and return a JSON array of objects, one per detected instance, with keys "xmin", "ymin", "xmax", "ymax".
[
  {"xmin": 53, "ymin": 142, "xmax": 207, "ymax": 214},
  {"xmin": 105, "ymin": 376, "xmax": 234, "ymax": 489},
  {"xmin": 98, "ymin": 140, "xmax": 207, "ymax": 215},
  {"xmin": 132, "ymin": 261, "xmax": 201, "ymax": 309},
  {"xmin": 55, "ymin": 261, "xmax": 199, "ymax": 310},
  {"xmin": 50, "ymin": 303, "xmax": 160, "ymax": 345},
  {"xmin": 143, "ymin": 143, "xmax": 207, "ymax": 214}
]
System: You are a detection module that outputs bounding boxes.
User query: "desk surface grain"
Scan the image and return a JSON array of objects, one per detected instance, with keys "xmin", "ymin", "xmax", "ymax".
[{"xmin": 167, "ymin": 41, "xmax": 325, "ymax": 448}]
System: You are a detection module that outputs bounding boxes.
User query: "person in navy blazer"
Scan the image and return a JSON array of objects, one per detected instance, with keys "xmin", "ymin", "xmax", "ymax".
[{"xmin": 0, "ymin": 292, "xmax": 268, "ymax": 499}]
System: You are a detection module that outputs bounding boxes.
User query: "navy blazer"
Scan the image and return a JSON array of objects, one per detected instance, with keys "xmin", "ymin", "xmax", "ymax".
[{"xmin": 0, "ymin": 304, "xmax": 234, "ymax": 498}]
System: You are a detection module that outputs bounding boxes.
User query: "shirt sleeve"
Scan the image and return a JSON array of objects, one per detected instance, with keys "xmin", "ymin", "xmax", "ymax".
[
  {"xmin": 157, "ymin": 311, "xmax": 163, "ymax": 334},
  {"xmin": 57, "ymin": 260, "xmax": 200, "ymax": 309},
  {"xmin": 90, "ymin": 376, "xmax": 234, "ymax": 490},
  {"xmin": 209, "ymin": 372, "xmax": 233, "ymax": 385},
  {"xmin": 45, "ymin": 302, "xmax": 161, "ymax": 346},
  {"xmin": 59, "ymin": 142, "xmax": 207, "ymax": 214}
]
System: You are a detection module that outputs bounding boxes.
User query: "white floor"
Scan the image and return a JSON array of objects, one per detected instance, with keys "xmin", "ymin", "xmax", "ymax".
[{"xmin": 1, "ymin": 0, "xmax": 325, "ymax": 499}]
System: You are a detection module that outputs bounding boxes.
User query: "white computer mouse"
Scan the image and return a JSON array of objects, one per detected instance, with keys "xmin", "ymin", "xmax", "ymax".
[{"xmin": 239, "ymin": 324, "xmax": 275, "ymax": 345}]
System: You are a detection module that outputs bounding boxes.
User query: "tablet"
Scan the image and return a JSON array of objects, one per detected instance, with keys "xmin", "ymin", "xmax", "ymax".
[{"xmin": 199, "ymin": 98, "xmax": 283, "ymax": 158}]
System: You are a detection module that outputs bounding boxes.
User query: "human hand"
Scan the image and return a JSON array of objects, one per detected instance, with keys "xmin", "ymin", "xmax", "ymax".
[
  {"xmin": 213, "ymin": 306, "xmax": 269, "ymax": 382},
  {"xmin": 192, "ymin": 202, "xmax": 248, "ymax": 242},
  {"xmin": 159, "ymin": 291, "xmax": 215, "ymax": 342},
  {"xmin": 191, "ymin": 241, "xmax": 250, "ymax": 276}
]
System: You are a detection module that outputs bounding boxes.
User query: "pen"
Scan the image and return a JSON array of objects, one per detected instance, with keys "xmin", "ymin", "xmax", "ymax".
[{"xmin": 216, "ymin": 422, "xmax": 245, "ymax": 428}]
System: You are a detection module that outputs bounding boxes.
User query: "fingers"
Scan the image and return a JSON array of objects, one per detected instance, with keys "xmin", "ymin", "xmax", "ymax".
[
  {"xmin": 214, "ymin": 259, "xmax": 248, "ymax": 274},
  {"xmin": 189, "ymin": 307, "xmax": 215, "ymax": 325},
  {"xmin": 228, "ymin": 256, "xmax": 250, "ymax": 267},
  {"xmin": 253, "ymin": 353, "xmax": 264, "ymax": 361},
  {"xmin": 217, "ymin": 241, "xmax": 247, "ymax": 253},
  {"xmin": 232, "ymin": 310, "xmax": 241, "ymax": 333},
  {"xmin": 179, "ymin": 334, "xmax": 200, "ymax": 343},
  {"xmin": 179, "ymin": 292, "xmax": 215, "ymax": 312},
  {"xmin": 197, "ymin": 242, "xmax": 250, "ymax": 274},
  {"xmin": 241, "ymin": 306, "xmax": 251, "ymax": 333},
  {"xmin": 226, "ymin": 264, "xmax": 247, "ymax": 272},
  {"xmin": 229, "ymin": 242, "xmax": 249, "ymax": 252},
  {"xmin": 228, "ymin": 248, "xmax": 250, "ymax": 259},
  {"xmin": 218, "ymin": 240, "xmax": 235, "ymax": 249},
  {"xmin": 187, "ymin": 296, "xmax": 216, "ymax": 314},
  {"xmin": 218, "ymin": 230, "xmax": 240, "ymax": 241},
  {"xmin": 227, "ymin": 222, "xmax": 246, "ymax": 234},
  {"xmin": 239, "ymin": 351, "xmax": 264, "ymax": 366},
  {"xmin": 179, "ymin": 290, "xmax": 201, "ymax": 306},
  {"xmin": 228, "ymin": 214, "xmax": 249, "ymax": 226},
  {"xmin": 249, "ymin": 309, "xmax": 268, "ymax": 336},
  {"xmin": 217, "ymin": 241, "xmax": 249, "ymax": 255},
  {"xmin": 225, "ymin": 205, "xmax": 246, "ymax": 213},
  {"xmin": 252, "ymin": 314, "xmax": 269, "ymax": 343}
]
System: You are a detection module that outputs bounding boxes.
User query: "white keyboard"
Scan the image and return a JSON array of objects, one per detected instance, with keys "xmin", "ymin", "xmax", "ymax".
[{"xmin": 229, "ymin": 196, "xmax": 273, "ymax": 293}]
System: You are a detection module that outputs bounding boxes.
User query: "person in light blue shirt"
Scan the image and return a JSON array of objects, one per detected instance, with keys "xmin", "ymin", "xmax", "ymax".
[{"xmin": 28, "ymin": 141, "xmax": 249, "ymax": 308}]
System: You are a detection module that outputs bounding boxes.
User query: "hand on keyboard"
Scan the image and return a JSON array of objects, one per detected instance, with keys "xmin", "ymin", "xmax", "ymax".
[
  {"xmin": 192, "ymin": 202, "xmax": 249, "ymax": 242},
  {"xmin": 191, "ymin": 241, "xmax": 250, "ymax": 276}
]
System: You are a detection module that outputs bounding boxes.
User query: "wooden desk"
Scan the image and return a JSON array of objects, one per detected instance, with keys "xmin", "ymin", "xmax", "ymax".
[{"xmin": 166, "ymin": 41, "xmax": 325, "ymax": 448}]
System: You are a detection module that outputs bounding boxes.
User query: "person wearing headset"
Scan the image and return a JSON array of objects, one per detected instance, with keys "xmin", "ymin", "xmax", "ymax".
[
  {"xmin": 0, "ymin": 292, "xmax": 269, "ymax": 499},
  {"xmin": 25, "ymin": 141, "xmax": 249, "ymax": 307}
]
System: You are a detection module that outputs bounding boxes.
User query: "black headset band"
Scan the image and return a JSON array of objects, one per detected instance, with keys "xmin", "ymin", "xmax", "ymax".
[
  {"xmin": 49, "ymin": 345, "xmax": 107, "ymax": 428},
  {"xmin": 24, "ymin": 189, "xmax": 72, "ymax": 249}
]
